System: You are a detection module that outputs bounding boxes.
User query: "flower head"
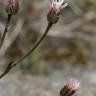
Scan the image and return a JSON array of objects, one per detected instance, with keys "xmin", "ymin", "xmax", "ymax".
[
  {"xmin": 47, "ymin": 0, "xmax": 68, "ymax": 24},
  {"xmin": 4, "ymin": 0, "xmax": 19, "ymax": 15},
  {"xmin": 60, "ymin": 79, "xmax": 80, "ymax": 96}
]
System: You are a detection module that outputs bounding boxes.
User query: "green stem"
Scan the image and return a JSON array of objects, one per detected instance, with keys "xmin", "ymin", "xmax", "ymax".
[
  {"xmin": 0, "ymin": 14, "xmax": 12, "ymax": 48},
  {"xmin": 0, "ymin": 23, "xmax": 53, "ymax": 79}
]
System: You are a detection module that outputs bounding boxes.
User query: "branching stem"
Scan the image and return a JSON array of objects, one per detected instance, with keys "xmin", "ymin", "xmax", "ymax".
[{"xmin": 0, "ymin": 23, "xmax": 53, "ymax": 78}]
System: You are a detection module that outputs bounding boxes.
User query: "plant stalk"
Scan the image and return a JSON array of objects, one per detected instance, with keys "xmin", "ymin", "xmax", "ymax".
[
  {"xmin": 0, "ymin": 14, "xmax": 12, "ymax": 48},
  {"xmin": 12, "ymin": 23, "xmax": 52, "ymax": 67},
  {"xmin": 0, "ymin": 23, "xmax": 53, "ymax": 78}
]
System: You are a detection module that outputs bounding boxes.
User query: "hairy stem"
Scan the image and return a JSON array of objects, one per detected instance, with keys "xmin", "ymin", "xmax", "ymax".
[
  {"xmin": 0, "ymin": 14, "xmax": 12, "ymax": 48},
  {"xmin": 0, "ymin": 23, "xmax": 53, "ymax": 78}
]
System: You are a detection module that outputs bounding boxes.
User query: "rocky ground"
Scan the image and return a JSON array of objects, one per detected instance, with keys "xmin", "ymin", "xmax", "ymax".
[{"xmin": 0, "ymin": 63, "xmax": 96, "ymax": 96}]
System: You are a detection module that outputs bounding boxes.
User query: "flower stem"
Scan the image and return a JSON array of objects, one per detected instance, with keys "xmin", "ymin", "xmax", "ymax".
[
  {"xmin": 0, "ymin": 14, "xmax": 12, "ymax": 48},
  {"xmin": 0, "ymin": 61, "xmax": 13, "ymax": 78},
  {"xmin": 12, "ymin": 23, "xmax": 52, "ymax": 67},
  {"xmin": 0, "ymin": 23, "xmax": 53, "ymax": 78}
]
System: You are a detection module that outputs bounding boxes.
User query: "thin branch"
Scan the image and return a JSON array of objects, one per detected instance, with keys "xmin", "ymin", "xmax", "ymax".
[
  {"xmin": 0, "ymin": 23, "xmax": 53, "ymax": 78},
  {"xmin": 0, "ymin": 19, "xmax": 24, "ymax": 56},
  {"xmin": 0, "ymin": 14, "xmax": 12, "ymax": 48}
]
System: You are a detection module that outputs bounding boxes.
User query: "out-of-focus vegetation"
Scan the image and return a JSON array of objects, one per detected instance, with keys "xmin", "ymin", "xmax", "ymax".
[{"xmin": 0, "ymin": 0, "xmax": 96, "ymax": 75}]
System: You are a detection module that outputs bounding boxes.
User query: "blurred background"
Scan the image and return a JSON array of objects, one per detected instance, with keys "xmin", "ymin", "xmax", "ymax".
[{"xmin": 0, "ymin": 0, "xmax": 96, "ymax": 96}]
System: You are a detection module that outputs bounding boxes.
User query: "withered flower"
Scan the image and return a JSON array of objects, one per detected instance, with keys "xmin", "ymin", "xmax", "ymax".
[
  {"xmin": 4, "ymin": 0, "xmax": 19, "ymax": 15},
  {"xmin": 60, "ymin": 79, "xmax": 80, "ymax": 96},
  {"xmin": 47, "ymin": 0, "xmax": 68, "ymax": 24}
]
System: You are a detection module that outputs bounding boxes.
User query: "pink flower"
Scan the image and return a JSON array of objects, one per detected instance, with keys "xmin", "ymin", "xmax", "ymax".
[
  {"xmin": 4, "ymin": 0, "xmax": 19, "ymax": 15},
  {"xmin": 47, "ymin": 0, "xmax": 68, "ymax": 24},
  {"xmin": 60, "ymin": 79, "xmax": 80, "ymax": 96}
]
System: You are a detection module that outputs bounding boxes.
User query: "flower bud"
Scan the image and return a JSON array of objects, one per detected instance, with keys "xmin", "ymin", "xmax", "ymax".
[
  {"xmin": 4, "ymin": 0, "xmax": 19, "ymax": 15},
  {"xmin": 60, "ymin": 79, "xmax": 80, "ymax": 96}
]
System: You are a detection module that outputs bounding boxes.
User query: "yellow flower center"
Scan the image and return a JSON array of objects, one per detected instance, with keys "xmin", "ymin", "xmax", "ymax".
[{"xmin": 68, "ymin": 82, "xmax": 77, "ymax": 89}]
